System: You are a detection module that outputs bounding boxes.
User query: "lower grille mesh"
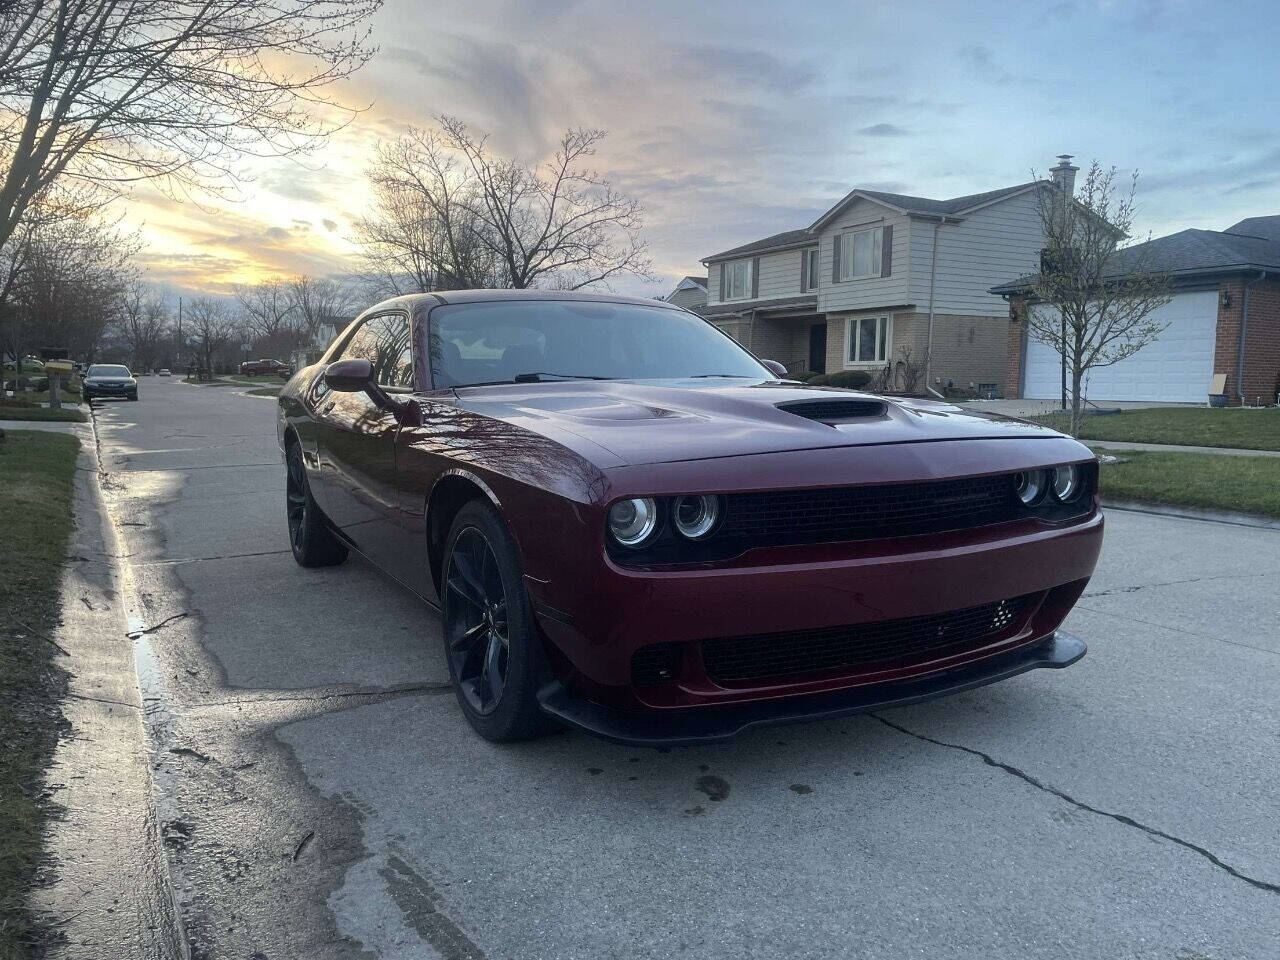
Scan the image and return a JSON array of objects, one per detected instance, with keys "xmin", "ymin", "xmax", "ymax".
[{"xmin": 701, "ymin": 593, "xmax": 1039, "ymax": 685}]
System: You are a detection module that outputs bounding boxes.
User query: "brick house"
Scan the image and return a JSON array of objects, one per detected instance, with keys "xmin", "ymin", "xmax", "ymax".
[
  {"xmin": 697, "ymin": 158, "xmax": 1079, "ymax": 395},
  {"xmin": 995, "ymin": 216, "xmax": 1280, "ymax": 405}
]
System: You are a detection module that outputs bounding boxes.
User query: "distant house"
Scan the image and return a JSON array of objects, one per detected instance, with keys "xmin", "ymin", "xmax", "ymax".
[
  {"xmin": 292, "ymin": 316, "xmax": 352, "ymax": 370},
  {"xmin": 665, "ymin": 275, "xmax": 708, "ymax": 312},
  {"xmin": 700, "ymin": 157, "xmax": 1081, "ymax": 395},
  {"xmin": 995, "ymin": 215, "xmax": 1280, "ymax": 405}
]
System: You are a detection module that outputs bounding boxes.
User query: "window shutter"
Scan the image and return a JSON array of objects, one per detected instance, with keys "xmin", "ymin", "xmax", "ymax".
[
  {"xmin": 832, "ymin": 234, "xmax": 841, "ymax": 282},
  {"xmin": 751, "ymin": 257, "xmax": 760, "ymax": 298},
  {"xmin": 718, "ymin": 265, "xmax": 725, "ymax": 301},
  {"xmin": 881, "ymin": 225, "xmax": 893, "ymax": 277},
  {"xmin": 800, "ymin": 251, "xmax": 808, "ymax": 292}
]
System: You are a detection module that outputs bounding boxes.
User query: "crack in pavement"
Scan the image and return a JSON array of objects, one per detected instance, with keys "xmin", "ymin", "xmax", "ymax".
[
  {"xmin": 1074, "ymin": 604, "xmax": 1280, "ymax": 659},
  {"xmin": 132, "ymin": 548, "xmax": 291, "ymax": 568},
  {"xmin": 872, "ymin": 714, "xmax": 1280, "ymax": 897},
  {"xmin": 127, "ymin": 611, "xmax": 190, "ymax": 637},
  {"xmin": 193, "ymin": 682, "xmax": 455, "ymax": 710},
  {"xmin": 1083, "ymin": 573, "xmax": 1266, "ymax": 598}
]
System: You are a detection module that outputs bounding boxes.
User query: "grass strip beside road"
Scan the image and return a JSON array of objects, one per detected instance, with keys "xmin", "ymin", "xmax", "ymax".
[
  {"xmin": 1100, "ymin": 449, "xmax": 1280, "ymax": 519},
  {"xmin": 0, "ymin": 406, "xmax": 86, "ymax": 423},
  {"xmin": 1034, "ymin": 407, "xmax": 1280, "ymax": 451},
  {"xmin": 0, "ymin": 432, "xmax": 80, "ymax": 955}
]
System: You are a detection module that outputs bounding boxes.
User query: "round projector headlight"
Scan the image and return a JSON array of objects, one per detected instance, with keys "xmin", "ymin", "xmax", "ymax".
[
  {"xmin": 1052, "ymin": 464, "xmax": 1081, "ymax": 502},
  {"xmin": 608, "ymin": 497, "xmax": 658, "ymax": 547},
  {"xmin": 672, "ymin": 494, "xmax": 721, "ymax": 539},
  {"xmin": 1014, "ymin": 469, "xmax": 1047, "ymax": 506}
]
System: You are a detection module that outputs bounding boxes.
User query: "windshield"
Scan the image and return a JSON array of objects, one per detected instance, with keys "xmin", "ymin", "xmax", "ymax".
[
  {"xmin": 88, "ymin": 364, "xmax": 130, "ymax": 377},
  {"xmin": 427, "ymin": 301, "xmax": 768, "ymax": 388}
]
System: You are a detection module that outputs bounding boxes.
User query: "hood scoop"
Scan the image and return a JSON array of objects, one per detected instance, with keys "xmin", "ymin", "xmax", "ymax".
[{"xmin": 776, "ymin": 398, "xmax": 886, "ymax": 424}]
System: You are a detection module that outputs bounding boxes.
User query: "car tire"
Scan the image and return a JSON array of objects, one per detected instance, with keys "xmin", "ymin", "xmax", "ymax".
[
  {"xmin": 285, "ymin": 442, "xmax": 348, "ymax": 568},
  {"xmin": 441, "ymin": 500, "xmax": 550, "ymax": 742},
  {"xmin": 128, "ymin": 393, "xmax": 138, "ymax": 401}
]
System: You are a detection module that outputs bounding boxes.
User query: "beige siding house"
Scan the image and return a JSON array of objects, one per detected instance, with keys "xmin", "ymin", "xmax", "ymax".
[{"xmin": 700, "ymin": 160, "xmax": 1072, "ymax": 396}]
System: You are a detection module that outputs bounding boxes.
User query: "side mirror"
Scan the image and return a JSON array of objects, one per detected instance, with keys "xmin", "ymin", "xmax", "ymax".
[
  {"xmin": 761, "ymin": 359, "xmax": 788, "ymax": 378},
  {"xmin": 324, "ymin": 358, "xmax": 374, "ymax": 392}
]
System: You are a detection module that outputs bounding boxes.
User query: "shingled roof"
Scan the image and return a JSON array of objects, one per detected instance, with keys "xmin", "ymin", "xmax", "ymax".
[
  {"xmin": 703, "ymin": 182, "xmax": 1042, "ymax": 263},
  {"xmin": 990, "ymin": 222, "xmax": 1280, "ymax": 295}
]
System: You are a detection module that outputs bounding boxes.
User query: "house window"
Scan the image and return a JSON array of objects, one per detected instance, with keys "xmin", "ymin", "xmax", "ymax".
[
  {"xmin": 845, "ymin": 315, "xmax": 890, "ymax": 366},
  {"xmin": 838, "ymin": 227, "xmax": 883, "ymax": 281},
  {"xmin": 723, "ymin": 259, "xmax": 752, "ymax": 300},
  {"xmin": 802, "ymin": 248, "xmax": 820, "ymax": 292}
]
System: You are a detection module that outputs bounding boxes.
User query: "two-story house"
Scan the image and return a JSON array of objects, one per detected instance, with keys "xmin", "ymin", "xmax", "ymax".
[{"xmin": 700, "ymin": 158, "xmax": 1077, "ymax": 396}]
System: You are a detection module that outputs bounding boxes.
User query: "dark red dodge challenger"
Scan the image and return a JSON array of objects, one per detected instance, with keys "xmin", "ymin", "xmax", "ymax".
[{"xmin": 277, "ymin": 291, "xmax": 1102, "ymax": 746}]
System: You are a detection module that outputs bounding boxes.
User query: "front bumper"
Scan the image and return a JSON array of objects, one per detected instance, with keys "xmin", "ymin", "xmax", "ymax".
[{"xmin": 538, "ymin": 630, "xmax": 1086, "ymax": 747}]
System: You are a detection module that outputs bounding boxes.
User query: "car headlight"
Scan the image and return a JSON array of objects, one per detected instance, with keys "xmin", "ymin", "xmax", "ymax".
[
  {"xmin": 672, "ymin": 494, "xmax": 722, "ymax": 539},
  {"xmin": 1014, "ymin": 469, "xmax": 1047, "ymax": 506},
  {"xmin": 1051, "ymin": 464, "xmax": 1081, "ymax": 502},
  {"xmin": 608, "ymin": 497, "xmax": 659, "ymax": 547}
]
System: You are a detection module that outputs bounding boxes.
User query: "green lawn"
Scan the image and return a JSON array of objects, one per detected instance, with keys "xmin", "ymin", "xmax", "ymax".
[
  {"xmin": 0, "ymin": 405, "xmax": 86, "ymax": 423},
  {"xmin": 1099, "ymin": 449, "xmax": 1280, "ymax": 519},
  {"xmin": 1033, "ymin": 407, "xmax": 1280, "ymax": 451},
  {"xmin": 0, "ymin": 432, "xmax": 80, "ymax": 955}
]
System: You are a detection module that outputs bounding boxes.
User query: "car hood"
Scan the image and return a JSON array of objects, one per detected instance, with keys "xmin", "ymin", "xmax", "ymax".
[{"xmin": 448, "ymin": 379, "xmax": 1070, "ymax": 467}]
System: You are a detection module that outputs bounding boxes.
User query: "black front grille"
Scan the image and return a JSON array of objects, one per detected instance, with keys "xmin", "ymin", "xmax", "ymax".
[
  {"xmin": 632, "ymin": 642, "xmax": 681, "ymax": 686},
  {"xmin": 718, "ymin": 474, "xmax": 1017, "ymax": 546},
  {"xmin": 701, "ymin": 593, "xmax": 1038, "ymax": 685}
]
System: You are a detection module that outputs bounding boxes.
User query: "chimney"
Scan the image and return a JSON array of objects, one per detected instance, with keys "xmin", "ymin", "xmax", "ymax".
[{"xmin": 1051, "ymin": 154, "xmax": 1078, "ymax": 196}]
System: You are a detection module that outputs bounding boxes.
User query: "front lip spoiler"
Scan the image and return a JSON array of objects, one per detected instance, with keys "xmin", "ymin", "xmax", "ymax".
[{"xmin": 537, "ymin": 631, "xmax": 1086, "ymax": 748}]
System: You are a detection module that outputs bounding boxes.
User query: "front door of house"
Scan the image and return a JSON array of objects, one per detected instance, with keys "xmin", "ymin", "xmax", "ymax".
[{"xmin": 808, "ymin": 323, "xmax": 827, "ymax": 374}]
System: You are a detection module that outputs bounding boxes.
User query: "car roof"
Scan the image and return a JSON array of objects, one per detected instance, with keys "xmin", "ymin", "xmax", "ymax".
[{"xmin": 360, "ymin": 289, "xmax": 683, "ymax": 314}]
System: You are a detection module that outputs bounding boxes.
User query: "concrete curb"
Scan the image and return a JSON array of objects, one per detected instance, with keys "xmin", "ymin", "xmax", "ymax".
[
  {"xmin": 1104, "ymin": 498, "xmax": 1280, "ymax": 531},
  {"xmin": 26, "ymin": 413, "xmax": 188, "ymax": 958}
]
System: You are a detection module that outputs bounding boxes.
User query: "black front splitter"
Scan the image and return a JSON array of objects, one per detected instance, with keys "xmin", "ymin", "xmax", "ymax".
[{"xmin": 537, "ymin": 631, "xmax": 1086, "ymax": 748}]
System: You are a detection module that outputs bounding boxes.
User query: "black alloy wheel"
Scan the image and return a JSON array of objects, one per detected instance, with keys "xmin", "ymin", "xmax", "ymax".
[
  {"xmin": 440, "ymin": 501, "xmax": 549, "ymax": 741},
  {"xmin": 285, "ymin": 442, "xmax": 348, "ymax": 567},
  {"xmin": 444, "ymin": 527, "xmax": 509, "ymax": 715}
]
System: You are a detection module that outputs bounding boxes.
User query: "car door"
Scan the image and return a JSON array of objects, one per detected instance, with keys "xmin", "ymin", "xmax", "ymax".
[{"xmin": 310, "ymin": 311, "xmax": 419, "ymax": 580}]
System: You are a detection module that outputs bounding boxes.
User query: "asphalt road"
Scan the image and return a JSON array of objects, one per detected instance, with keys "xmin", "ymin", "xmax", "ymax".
[{"xmin": 90, "ymin": 377, "xmax": 1280, "ymax": 960}]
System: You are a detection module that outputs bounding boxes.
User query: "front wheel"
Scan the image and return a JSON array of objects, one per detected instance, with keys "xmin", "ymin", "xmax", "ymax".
[
  {"xmin": 285, "ymin": 442, "xmax": 348, "ymax": 568},
  {"xmin": 441, "ymin": 501, "xmax": 549, "ymax": 742}
]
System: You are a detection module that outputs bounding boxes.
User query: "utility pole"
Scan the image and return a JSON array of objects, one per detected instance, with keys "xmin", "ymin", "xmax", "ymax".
[{"xmin": 176, "ymin": 297, "xmax": 183, "ymax": 366}]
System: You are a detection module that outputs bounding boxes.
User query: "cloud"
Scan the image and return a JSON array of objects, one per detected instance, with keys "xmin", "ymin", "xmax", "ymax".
[
  {"xmin": 673, "ymin": 44, "xmax": 817, "ymax": 96},
  {"xmin": 858, "ymin": 123, "xmax": 909, "ymax": 137},
  {"xmin": 322, "ymin": 218, "xmax": 339, "ymax": 232}
]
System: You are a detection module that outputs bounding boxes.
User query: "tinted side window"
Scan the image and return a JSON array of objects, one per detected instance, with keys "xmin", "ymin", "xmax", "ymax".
[{"xmin": 338, "ymin": 313, "xmax": 413, "ymax": 388}]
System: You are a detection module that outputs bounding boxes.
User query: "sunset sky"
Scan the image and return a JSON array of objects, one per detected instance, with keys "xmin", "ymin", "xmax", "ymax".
[{"xmin": 129, "ymin": 0, "xmax": 1280, "ymax": 301}]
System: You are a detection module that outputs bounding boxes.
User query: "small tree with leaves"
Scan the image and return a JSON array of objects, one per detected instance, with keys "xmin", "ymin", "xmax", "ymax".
[{"xmin": 1027, "ymin": 160, "xmax": 1172, "ymax": 436}]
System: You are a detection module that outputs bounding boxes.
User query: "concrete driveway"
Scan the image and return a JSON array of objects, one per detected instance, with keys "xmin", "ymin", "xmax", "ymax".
[{"xmin": 84, "ymin": 377, "xmax": 1280, "ymax": 959}]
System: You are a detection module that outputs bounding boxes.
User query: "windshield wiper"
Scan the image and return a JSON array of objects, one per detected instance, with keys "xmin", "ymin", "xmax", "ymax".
[
  {"xmin": 689, "ymin": 373, "xmax": 754, "ymax": 378},
  {"xmin": 511, "ymin": 372, "xmax": 614, "ymax": 383}
]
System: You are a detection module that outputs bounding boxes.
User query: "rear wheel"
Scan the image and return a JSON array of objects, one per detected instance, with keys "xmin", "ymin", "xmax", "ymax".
[
  {"xmin": 285, "ymin": 441, "xmax": 348, "ymax": 568},
  {"xmin": 441, "ymin": 501, "xmax": 548, "ymax": 742}
]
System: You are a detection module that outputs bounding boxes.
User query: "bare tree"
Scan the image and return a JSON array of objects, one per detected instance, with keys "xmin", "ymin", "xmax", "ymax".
[
  {"xmin": 0, "ymin": 0, "xmax": 382, "ymax": 249},
  {"xmin": 119, "ymin": 279, "xmax": 170, "ymax": 372},
  {"xmin": 186, "ymin": 296, "xmax": 237, "ymax": 376},
  {"xmin": 356, "ymin": 118, "xmax": 652, "ymax": 293},
  {"xmin": 288, "ymin": 274, "xmax": 355, "ymax": 354},
  {"xmin": 3, "ymin": 188, "xmax": 137, "ymax": 365},
  {"xmin": 1026, "ymin": 161, "xmax": 1172, "ymax": 435},
  {"xmin": 356, "ymin": 132, "xmax": 508, "ymax": 293},
  {"xmin": 235, "ymin": 279, "xmax": 297, "ymax": 357}
]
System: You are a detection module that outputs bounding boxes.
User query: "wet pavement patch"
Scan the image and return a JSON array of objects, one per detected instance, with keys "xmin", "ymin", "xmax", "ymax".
[{"xmin": 693, "ymin": 775, "xmax": 730, "ymax": 802}]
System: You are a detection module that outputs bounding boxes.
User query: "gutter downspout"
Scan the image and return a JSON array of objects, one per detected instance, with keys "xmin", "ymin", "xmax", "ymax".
[
  {"xmin": 1236, "ymin": 271, "xmax": 1266, "ymax": 404},
  {"xmin": 924, "ymin": 216, "xmax": 951, "ymax": 399}
]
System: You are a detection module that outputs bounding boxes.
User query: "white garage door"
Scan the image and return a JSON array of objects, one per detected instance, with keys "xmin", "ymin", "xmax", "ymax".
[{"xmin": 1023, "ymin": 290, "xmax": 1218, "ymax": 403}]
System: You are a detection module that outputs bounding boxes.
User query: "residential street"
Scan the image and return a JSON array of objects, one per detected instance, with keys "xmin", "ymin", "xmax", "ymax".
[{"xmin": 79, "ymin": 377, "xmax": 1280, "ymax": 960}]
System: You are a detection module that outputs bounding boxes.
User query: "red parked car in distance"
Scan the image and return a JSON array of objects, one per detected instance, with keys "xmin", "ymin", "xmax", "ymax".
[
  {"xmin": 276, "ymin": 291, "xmax": 1103, "ymax": 746},
  {"xmin": 240, "ymin": 358, "xmax": 291, "ymax": 377}
]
